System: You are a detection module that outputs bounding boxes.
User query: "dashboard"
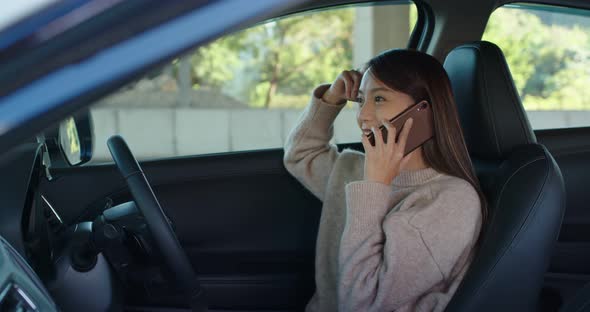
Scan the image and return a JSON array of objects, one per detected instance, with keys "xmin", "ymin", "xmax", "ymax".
[
  {"xmin": 0, "ymin": 143, "xmax": 57, "ymax": 311},
  {"xmin": 0, "ymin": 236, "xmax": 57, "ymax": 311},
  {"xmin": 0, "ymin": 142, "xmax": 128, "ymax": 312}
]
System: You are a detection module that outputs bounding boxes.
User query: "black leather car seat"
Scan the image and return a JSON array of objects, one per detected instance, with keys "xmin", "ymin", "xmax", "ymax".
[{"xmin": 442, "ymin": 41, "xmax": 566, "ymax": 312}]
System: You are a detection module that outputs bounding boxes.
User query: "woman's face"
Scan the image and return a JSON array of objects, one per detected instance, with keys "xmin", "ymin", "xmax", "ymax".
[{"xmin": 356, "ymin": 71, "xmax": 415, "ymax": 136}]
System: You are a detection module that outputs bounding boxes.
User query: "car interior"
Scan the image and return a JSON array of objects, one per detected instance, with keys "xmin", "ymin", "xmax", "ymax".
[{"xmin": 0, "ymin": 0, "xmax": 589, "ymax": 311}]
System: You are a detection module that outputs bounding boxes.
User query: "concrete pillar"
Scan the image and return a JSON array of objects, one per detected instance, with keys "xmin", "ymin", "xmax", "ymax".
[
  {"xmin": 353, "ymin": 5, "xmax": 410, "ymax": 69},
  {"xmin": 177, "ymin": 55, "xmax": 192, "ymax": 107}
]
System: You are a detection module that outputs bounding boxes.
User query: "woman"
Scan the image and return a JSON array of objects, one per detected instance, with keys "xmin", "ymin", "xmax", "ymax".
[{"xmin": 283, "ymin": 49, "xmax": 486, "ymax": 312}]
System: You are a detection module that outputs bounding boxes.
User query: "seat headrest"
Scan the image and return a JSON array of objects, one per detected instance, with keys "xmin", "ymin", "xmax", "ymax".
[{"xmin": 443, "ymin": 41, "xmax": 536, "ymax": 161}]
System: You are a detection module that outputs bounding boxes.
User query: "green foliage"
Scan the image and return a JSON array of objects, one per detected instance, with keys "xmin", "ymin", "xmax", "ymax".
[
  {"xmin": 483, "ymin": 7, "xmax": 590, "ymax": 110},
  {"xmin": 188, "ymin": 31, "xmax": 250, "ymax": 89},
  {"xmin": 178, "ymin": 4, "xmax": 418, "ymax": 109},
  {"xmin": 177, "ymin": 8, "xmax": 354, "ymax": 109},
  {"xmin": 173, "ymin": 4, "xmax": 590, "ymax": 111}
]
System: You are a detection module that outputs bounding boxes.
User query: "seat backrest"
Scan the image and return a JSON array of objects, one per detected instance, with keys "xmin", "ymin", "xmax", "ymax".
[{"xmin": 443, "ymin": 41, "xmax": 566, "ymax": 312}]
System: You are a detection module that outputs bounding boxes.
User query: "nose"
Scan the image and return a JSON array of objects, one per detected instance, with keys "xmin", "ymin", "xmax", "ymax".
[{"xmin": 357, "ymin": 101, "xmax": 376, "ymax": 127}]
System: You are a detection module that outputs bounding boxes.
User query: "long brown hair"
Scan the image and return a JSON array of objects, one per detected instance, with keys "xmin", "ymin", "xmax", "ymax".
[{"xmin": 367, "ymin": 49, "xmax": 488, "ymax": 232}]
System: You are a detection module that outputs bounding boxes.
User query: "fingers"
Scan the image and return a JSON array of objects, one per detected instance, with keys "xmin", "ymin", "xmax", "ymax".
[
  {"xmin": 381, "ymin": 119, "xmax": 396, "ymax": 145},
  {"xmin": 342, "ymin": 70, "xmax": 361, "ymax": 101},
  {"xmin": 397, "ymin": 118, "xmax": 414, "ymax": 153},
  {"xmin": 360, "ymin": 132, "xmax": 372, "ymax": 152},
  {"xmin": 350, "ymin": 70, "xmax": 362, "ymax": 100},
  {"xmin": 341, "ymin": 71, "xmax": 352, "ymax": 100},
  {"xmin": 372, "ymin": 126, "xmax": 384, "ymax": 149}
]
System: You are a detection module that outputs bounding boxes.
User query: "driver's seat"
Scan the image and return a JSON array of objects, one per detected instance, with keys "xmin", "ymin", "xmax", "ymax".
[{"xmin": 442, "ymin": 41, "xmax": 566, "ymax": 311}]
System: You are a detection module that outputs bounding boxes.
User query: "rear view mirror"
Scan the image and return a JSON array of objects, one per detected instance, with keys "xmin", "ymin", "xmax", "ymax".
[
  {"xmin": 59, "ymin": 117, "xmax": 82, "ymax": 165},
  {"xmin": 56, "ymin": 112, "xmax": 94, "ymax": 166}
]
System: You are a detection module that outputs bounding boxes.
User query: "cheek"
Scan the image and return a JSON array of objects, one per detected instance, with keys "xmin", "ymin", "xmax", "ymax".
[
  {"xmin": 377, "ymin": 104, "xmax": 404, "ymax": 121},
  {"xmin": 375, "ymin": 107, "xmax": 391, "ymax": 122}
]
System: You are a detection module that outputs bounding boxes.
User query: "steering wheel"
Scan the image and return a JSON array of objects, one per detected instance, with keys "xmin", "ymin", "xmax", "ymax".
[{"xmin": 107, "ymin": 135, "xmax": 206, "ymax": 311}]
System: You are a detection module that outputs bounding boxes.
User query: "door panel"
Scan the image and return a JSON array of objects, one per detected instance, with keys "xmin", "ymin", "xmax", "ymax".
[
  {"xmin": 39, "ymin": 149, "xmax": 323, "ymax": 310},
  {"xmin": 536, "ymin": 127, "xmax": 590, "ymax": 305},
  {"xmin": 42, "ymin": 125, "xmax": 590, "ymax": 309}
]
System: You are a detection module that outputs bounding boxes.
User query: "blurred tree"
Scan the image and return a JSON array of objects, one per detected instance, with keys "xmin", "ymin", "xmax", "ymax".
[
  {"xmin": 244, "ymin": 9, "xmax": 354, "ymax": 108},
  {"xmin": 181, "ymin": 8, "xmax": 354, "ymax": 108},
  {"xmin": 176, "ymin": 4, "xmax": 427, "ymax": 109},
  {"xmin": 188, "ymin": 31, "xmax": 250, "ymax": 89},
  {"xmin": 482, "ymin": 9, "xmax": 546, "ymax": 95},
  {"xmin": 169, "ymin": 5, "xmax": 590, "ymax": 111},
  {"xmin": 483, "ymin": 7, "xmax": 590, "ymax": 110}
]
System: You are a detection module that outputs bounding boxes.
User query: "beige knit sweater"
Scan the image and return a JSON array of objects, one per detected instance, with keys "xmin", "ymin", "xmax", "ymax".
[{"xmin": 283, "ymin": 85, "xmax": 482, "ymax": 312}]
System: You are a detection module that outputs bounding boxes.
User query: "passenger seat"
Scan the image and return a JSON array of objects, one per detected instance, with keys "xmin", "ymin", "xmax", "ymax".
[{"xmin": 442, "ymin": 41, "xmax": 566, "ymax": 311}]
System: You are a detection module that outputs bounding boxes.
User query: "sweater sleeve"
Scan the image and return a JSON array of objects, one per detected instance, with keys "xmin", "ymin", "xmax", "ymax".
[
  {"xmin": 283, "ymin": 84, "xmax": 347, "ymax": 201},
  {"xmin": 338, "ymin": 180, "xmax": 481, "ymax": 312}
]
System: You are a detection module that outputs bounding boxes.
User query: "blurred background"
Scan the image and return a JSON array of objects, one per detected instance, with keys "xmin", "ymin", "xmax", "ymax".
[{"xmin": 87, "ymin": 3, "xmax": 590, "ymax": 162}]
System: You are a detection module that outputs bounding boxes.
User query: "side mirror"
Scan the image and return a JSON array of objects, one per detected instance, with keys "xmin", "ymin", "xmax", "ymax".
[{"xmin": 44, "ymin": 112, "xmax": 94, "ymax": 167}]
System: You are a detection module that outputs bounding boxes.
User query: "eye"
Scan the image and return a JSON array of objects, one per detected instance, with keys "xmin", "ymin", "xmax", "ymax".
[
  {"xmin": 375, "ymin": 95, "xmax": 385, "ymax": 103},
  {"xmin": 356, "ymin": 97, "xmax": 365, "ymax": 107}
]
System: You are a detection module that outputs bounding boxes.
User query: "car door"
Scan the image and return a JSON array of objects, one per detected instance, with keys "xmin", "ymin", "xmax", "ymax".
[{"xmin": 36, "ymin": 2, "xmax": 420, "ymax": 310}]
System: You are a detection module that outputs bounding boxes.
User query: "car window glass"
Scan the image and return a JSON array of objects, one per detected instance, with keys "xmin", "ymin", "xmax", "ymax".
[
  {"xmin": 483, "ymin": 3, "xmax": 590, "ymax": 130},
  {"xmin": 86, "ymin": 2, "xmax": 418, "ymax": 163}
]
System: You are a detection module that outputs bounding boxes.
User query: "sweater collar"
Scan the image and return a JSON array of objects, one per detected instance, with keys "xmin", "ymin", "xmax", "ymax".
[{"xmin": 392, "ymin": 167, "xmax": 441, "ymax": 187}]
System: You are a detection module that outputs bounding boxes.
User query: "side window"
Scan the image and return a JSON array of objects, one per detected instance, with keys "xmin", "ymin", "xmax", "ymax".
[
  {"xmin": 483, "ymin": 4, "xmax": 590, "ymax": 130},
  {"xmin": 88, "ymin": 2, "xmax": 418, "ymax": 163}
]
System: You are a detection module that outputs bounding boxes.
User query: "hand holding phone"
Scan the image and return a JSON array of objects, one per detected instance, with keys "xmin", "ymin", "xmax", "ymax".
[{"xmin": 366, "ymin": 100, "xmax": 434, "ymax": 156}]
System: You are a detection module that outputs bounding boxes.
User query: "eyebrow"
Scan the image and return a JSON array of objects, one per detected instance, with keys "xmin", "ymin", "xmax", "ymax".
[{"xmin": 357, "ymin": 87, "xmax": 392, "ymax": 95}]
